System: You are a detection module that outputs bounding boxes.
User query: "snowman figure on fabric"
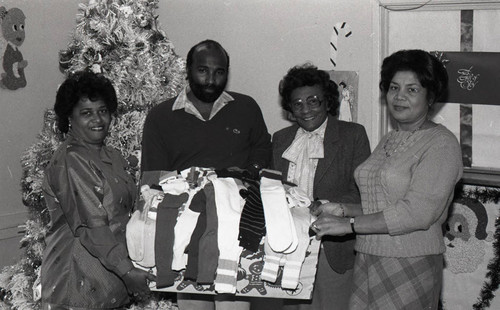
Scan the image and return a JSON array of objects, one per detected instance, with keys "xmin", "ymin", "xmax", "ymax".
[{"xmin": 0, "ymin": 6, "xmax": 27, "ymax": 90}]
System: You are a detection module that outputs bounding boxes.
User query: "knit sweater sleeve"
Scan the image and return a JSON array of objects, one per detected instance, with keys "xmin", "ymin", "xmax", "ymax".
[{"xmin": 383, "ymin": 130, "xmax": 463, "ymax": 236}]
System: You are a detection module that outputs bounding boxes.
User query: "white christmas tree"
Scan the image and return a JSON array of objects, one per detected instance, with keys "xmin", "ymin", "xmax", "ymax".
[{"xmin": 0, "ymin": 0, "xmax": 185, "ymax": 308}]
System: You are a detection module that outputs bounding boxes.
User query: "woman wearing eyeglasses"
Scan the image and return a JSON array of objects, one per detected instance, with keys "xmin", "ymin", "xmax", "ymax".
[{"xmin": 271, "ymin": 63, "xmax": 371, "ymax": 309}]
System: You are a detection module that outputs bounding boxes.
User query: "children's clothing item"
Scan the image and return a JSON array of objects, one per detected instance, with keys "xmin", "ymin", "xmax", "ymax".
[
  {"xmin": 171, "ymin": 192, "xmax": 204, "ymax": 271},
  {"xmin": 195, "ymin": 182, "xmax": 220, "ymax": 284},
  {"xmin": 126, "ymin": 185, "xmax": 163, "ymax": 268},
  {"xmin": 183, "ymin": 194, "xmax": 207, "ymax": 281},
  {"xmin": 169, "ymin": 168, "xmax": 212, "ymax": 271},
  {"xmin": 260, "ymin": 238, "xmax": 283, "ymax": 283},
  {"xmin": 154, "ymin": 192, "xmax": 189, "ymax": 288},
  {"xmin": 212, "ymin": 178, "xmax": 245, "ymax": 294},
  {"xmin": 260, "ymin": 187, "xmax": 313, "ymax": 289},
  {"xmin": 280, "ymin": 207, "xmax": 313, "ymax": 289},
  {"xmin": 285, "ymin": 186, "xmax": 312, "ymax": 209},
  {"xmin": 160, "ymin": 175, "xmax": 189, "ymax": 195},
  {"xmin": 238, "ymin": 178, "xmax": 266, "ymax": 252},
  {"xmin": 260, "ymin": 170, "xmax": 296, "ymax": 253}
]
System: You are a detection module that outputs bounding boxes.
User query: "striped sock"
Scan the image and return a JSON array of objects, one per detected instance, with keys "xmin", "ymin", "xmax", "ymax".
[
  {"xmin": 261, "ymin": 254, "xmax": 282, "ymax": 283},
  {"xmin": 238, "ymin": 179, "xmax": 266, "ymax": 252}
]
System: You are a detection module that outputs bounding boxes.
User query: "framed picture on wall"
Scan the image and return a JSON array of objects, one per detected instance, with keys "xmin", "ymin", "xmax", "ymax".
[{"xmin": 328, "ymin": 71, "xmax": 359, "ymax": 123}]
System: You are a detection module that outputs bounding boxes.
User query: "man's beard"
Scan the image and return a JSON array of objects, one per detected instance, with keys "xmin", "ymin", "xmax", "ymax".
[{"xmin": 189, "ymin": 80, "xmax": 226, "ymax": 103}]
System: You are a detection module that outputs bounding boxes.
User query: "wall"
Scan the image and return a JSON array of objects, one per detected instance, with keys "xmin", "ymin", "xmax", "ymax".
[
  {"xmin": 157, "ymin": 0, "xmax": 381, "ymax": 140},
  {"xmin": 0, "ymin": 0, "xmax": 382, "ymax": 268},
  {"xmin": 0, "ymin": 0, "xmax": 81, "ymax": 268}
]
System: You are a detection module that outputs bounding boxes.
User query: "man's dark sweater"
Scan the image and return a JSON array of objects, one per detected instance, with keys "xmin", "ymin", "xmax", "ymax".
[{"xmin": 141, "ymin": 91, "xmax": 271, "ymax": 172}]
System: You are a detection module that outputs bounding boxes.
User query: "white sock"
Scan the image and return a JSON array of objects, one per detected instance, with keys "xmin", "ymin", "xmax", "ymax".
[
  {"xmin": 171, "ymin": 207, "xmax": 201, "ymax": 271},
  {"xmin": 260, "ymin": 173, "xmax": 294, "ymax": 252},
  {"xmin": 281, "ymin": 207, "xmax": 312, "ymax": 289},
  {"xmin": 212, "ymin": 178, "xmax": 244, "ymax": 294},
  {"xmin": 261, "ymin": 236, "xmax": 283, "ymax": 283}
]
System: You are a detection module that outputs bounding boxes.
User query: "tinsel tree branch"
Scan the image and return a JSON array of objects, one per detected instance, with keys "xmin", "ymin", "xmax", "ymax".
[
  {"xmin": 456, "ymin": 185, "xmax": 500, "ymax": 205},
  {"xmin": 61, "ymin": 0, "xmax": 186, "ymax": 113},
  {"xmin": 473, "ymin": 206, "xmax": 500, "ymax": 309},
  {"xmin": 1, "ymin": 0, "xmax": 185, "ymax": 309}
]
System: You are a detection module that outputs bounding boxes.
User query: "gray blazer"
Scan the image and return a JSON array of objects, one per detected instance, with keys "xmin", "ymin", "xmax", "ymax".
[{"xmin": 272, "ymin": 115, "xmax": 371, "ymax": 273}]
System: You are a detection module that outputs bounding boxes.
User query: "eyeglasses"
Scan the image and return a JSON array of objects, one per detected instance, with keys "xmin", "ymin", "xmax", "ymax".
[{"xmin": 290, "ymin": 95, "xmax": 323, "ymax": 111}]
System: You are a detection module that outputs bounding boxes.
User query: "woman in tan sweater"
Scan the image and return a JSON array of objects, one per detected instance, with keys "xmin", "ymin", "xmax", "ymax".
[{"xmin": 310, "ymin": 49, "xmax": 463, "ymax": 310}]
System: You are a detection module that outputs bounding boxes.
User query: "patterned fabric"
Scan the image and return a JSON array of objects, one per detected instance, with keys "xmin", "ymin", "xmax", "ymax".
[
  {"xmin": 350, "ymin": 253, "xmax": 443, "ymax": 310},
  {"xmin": 238, "ymin": 179, "xmax": 266, "ymax": 252},
  {"xmin": 283, "ymin": 248, "xmax": 354, "ymax": 310},
  {"xmin": 354, "ymin": 125, "xmax": 463, "ymax": 258}
]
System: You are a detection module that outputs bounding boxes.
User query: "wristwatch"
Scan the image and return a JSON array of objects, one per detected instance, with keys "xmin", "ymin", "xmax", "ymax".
[{"xmin": 349, "ymin": 217, "xmax": 356, "ymax": 234}]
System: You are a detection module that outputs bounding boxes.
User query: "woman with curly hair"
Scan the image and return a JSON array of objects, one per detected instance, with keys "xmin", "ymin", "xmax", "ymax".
[
  {"xmin": 273, "ymin": 63, "xmax": 371, "ymax": 309},
  {"xmin": 41, "ymin": 70, "xmax": 155, "ymax": 309}
]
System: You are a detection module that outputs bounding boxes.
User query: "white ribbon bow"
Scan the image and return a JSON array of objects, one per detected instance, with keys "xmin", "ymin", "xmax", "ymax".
[{"xmin": 282, "ymin": 128, "xmax": 324, "ymax": 163}]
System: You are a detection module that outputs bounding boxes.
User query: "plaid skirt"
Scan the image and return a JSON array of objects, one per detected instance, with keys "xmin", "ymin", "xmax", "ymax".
[{"xmin": 350, "ymin": 253, "xmax": 443, "ymax": 310}]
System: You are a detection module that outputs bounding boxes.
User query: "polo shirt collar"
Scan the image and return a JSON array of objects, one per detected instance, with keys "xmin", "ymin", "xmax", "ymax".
[{"xmin": 172, "ymin": 86, "xmax": 234, "ymax": 121}]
